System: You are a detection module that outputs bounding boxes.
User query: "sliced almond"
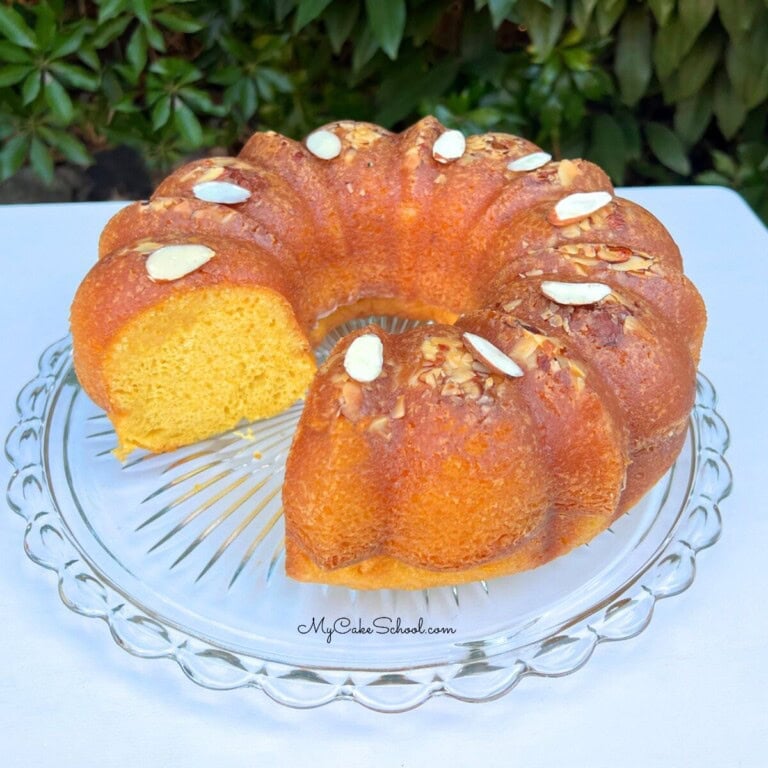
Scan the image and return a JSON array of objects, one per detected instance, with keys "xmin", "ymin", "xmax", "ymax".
[
  {"xmin": 557, "ymin": 159, "xmax": 581, "ymax": 187},
  {"xmin": 306, "ymin": 129, "xmax": 342, "ymax": 160},
  {"xmin": 134, "ymin": 240, "xmax": 164, "ymax": 254},
  {"xmin": 511, "ymin": 333, "xmax": 542, "ymax": 367},
  {"xmin": 462, "ymin": 332, "xmax": 523, "ymax": 378},
  {"xmin": 568, "ymin": 358, "xmax": 587, "ymax": 378},
  {"xmin": 594, "ymin": 245, "xmax": 632, "ymax": 263},
  {"xmin": 145, "ymin": 244, "xmax": 215, "ymax": 281},
  {"xmin": 502, "ymin": 298, "xmax": 522, "ymax": 312},
  {"xmin": 541, "ymin": 280, "xmax": 611, "ymax": 305},
  {"xmin": 448, "ymin": 366, "xmax": 475, "ymax": 384},
  {"xmin": 432, "ymin": 129, "xmax": 466, "ymax": 163},
  {"xmin": 343, "ymin": 333, "xmax": 384, "ymax": 382},
  {"xmin": 390, "ymin": 395, "xmax": 406, "ymax": 419},
  {"xmin": 507, "ymin": 151, "xmax": 551, "ymax": 171},
  {"xmin": 608, "ymin": 254, "xmax": 653, "ymax": 272},
  {"xmin": 192, "ymin": 180, "xmax": 251, "ymax": 204},
  {"xmin": 367, "ymin": 415, "xmax": 391, "ymax": 439},
  {"xmin": 340, "ymin": 380, "xmax": 363, "ymax": 421},
  {"xmin": 183, "ymin": 164, "xmax": 225, "ymax": 183},
  {"xmin": 548, "ymin": 191, "xmax": 613, "ymax": 226}
]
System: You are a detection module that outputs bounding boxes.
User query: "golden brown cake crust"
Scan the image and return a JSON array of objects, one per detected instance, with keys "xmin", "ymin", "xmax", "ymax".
[
  {"xmin": 72, "ymin": 234, "xmax": 303, "ymax": 409},
  {"xmin": 71, "ymin": 116, "xmax": 705, "ymax": 590}
]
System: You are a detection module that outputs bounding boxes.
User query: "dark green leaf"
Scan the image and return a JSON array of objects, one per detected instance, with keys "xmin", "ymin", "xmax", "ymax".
[
  {"xmin": 571, "ymin": 67, "xmax": 612, "ymax": 99},
  {"xmin": 100, "ymin": 69, "xmax": 124, "ymax": 104},
  {"xmin": 518, "ymin": 0, "xmax": 567, "ymax": 62},
  {"xmin": 614, "ymin": 110, "xmax": 642, "ymax": 160},
  {"xmin": 224, "ymin": 78, "xmax": 258, "ymax": 120},
  {"xmin": 219, "ymin": 34, "xmax": 249, "ymax": 61},
  {"xmin": 539, "ymin": 93, "xmax": 564, "ymax": 135},
  {"xmin": 695, "ymin": 169, "xmax": 730, "ymax": 185},
  {"xmin": 21, "ymin": 70, "xmax": 41, "ymax": 103},
  {"xmin": 51, "ymin": 27, "xmax": 88, "ymax": 59},
  {"xmin": 528, "ymin": 57, "xmax": 561, "ymax": 109},
  {"xmin": 561, "ymin": 46, "xmax": 592, "ymax": 72},
  {"xmin": 97, "ymin": 0, "xmax": 127, "ymax": 25},
  {"xmin": 0, "ymin": 63, "xmax": 32, "ymax": 87},
  {"xmin": 127, "ymin": 26, "xmax": 148, "ymax": 74},
  {"xmin": 179, "ymin": 87, "xmax": 225, "ymax": 115},
  {"xmin": 646, "ymin": 122, "xmax": 691, "ymax": 175},
  {"xmin": 589, "ymin": 113, "xmax": 627, "ymax": 183},
  {"xmin": 0, "ymin": 134, "xmax": 30, "ymax": 180},
  {"xmin": 654, "ymin": 2, "xmax": 713, "ymax": 80},
  {"xmin": 155, "ymin": 11, "xmax": 204, "ymax": 34},
  {"xmin": 595, "ymin": 0, "xmax": 627, "ymax": 35},
  {"xmin": 39, "ymin": 127, "xmax": 93, "ymax": 165},
  {"xmin": 145, "ymin": 72, "xmax": 166, "ymax": 102},
  {"xmin": 738, "ymin": 141, "xmax": 768, "ymax": 168},
  {"xmin": 725, "ymin": 14, "xmax": 768, "ymax": 108},
  {"xmin": 674, "ymin": 84, "xmax": 714, "ymax": 143},
  {"xmin": 134, "ymin": 0, "xmax": 151, "ymax": 27},
  {"xmin": 352, "ymin": 21, "xmax": 380, "ymax": 71},
  {"xmin": 34, "ymin": 4, "xmax": 56, "ymax": 50},
  {"xmin": 174, "ymin": 99, "xmax": 203, "ymax": 146},
  {"xmin": 0, "ymin": 40, "xmax": 32, "ymax": 63},
  {"xmin": 615, "ymin": 6, "xmax": 651, "ymax": 105},
  {"xmin": 112, "ymin": 95, "xmax": 138, "ymax": 113},
  {"xmin": 324, "ymin": 0, "xmax": 359, "ymax": 53},
  {"xmin": 294, "ymin": 0, "xmax": 334, "ymax": 31},
  {"xmin": 662, "ymin": 32, "xmax": 721, "ymax": 102},
  {"xmin": 91, "ymin": 16, "xmax": 131, "ymax": 48},
  {"xmin": 258, "ymin": 67, "xmax": 293, "ymax": 93},
  {"xmin": 151, "ymin": 95, "xmax": 172, "ymax": 129},
  {"xmin": 29, "ymin": 136, "xmax": 54, "ymax": 184},
  {"xmin": 717, "ymin": 0, "xmax": 758, "ymax": 39},
  {"xmin": 406, "ymin": 1, "xmax": 449, "ymax": 46},
  {"xmin": 49, "ymin": 62, "xmax": 100, "ymax": 91},
  {"xmin": 648, "ymin": 0, "xmax": 674, "ymax": 26},
  {"xmin": 0, "ymin": 6, "xmax": 37, "ymax": 49},
  {"xmin": 149, "ymin": 57, "xmax": 199, "ymax": 81},
  {"xmin": 654, "ymin": 19, "xmax": 689, "ymax": 81},
  {"xmin": 274, "ymin": 0, "xmax": 298, "ymax": 23},
  {"xmin": 207, "ymin": 65, "xmax": 240, "ymax": 87},
  {"xmin": 43, "ymin": 75, "xmax": 74, "ymax": 123},
  {"xmin": 78, "ymin": 47, "xmax": 100, "ymax": 71},
  {"xmin": 713, "ymin": 71, "xmax": 748, "ymax": 137},
  {"xmin": 678, "ymin": 0, "xmax": 716, "ymax": 39},
  {"xmin": 711, "ymin": 149, "xmax": 737, "ymax": 176},
  {"xmin": 488, "ymin": 0, "xmax": 518, "ymax": 28},
  {"xmin": 365, "ymin": 0, "xmax": 405, "ymax": 59},
  {"xmin": 375, "ymin": 57, "xmax": 460, "ymax": 126},
  {"xmin": 557, "ymin": 71, "xmax": 587, "ymax": 126},
  {"xmin": 145, "ymin": 23, "xmax": 166, "ymax": 52},
  {"xmin": 255, "ymin": 70, "xmax": 275, "ymax": 101},
  {"xmin": 114, "ymin": 60, "xmax": 141, "ymax": 87},
  {"xmin": 571, "ymin": 0, "xmax": 598, "ymax": 32}
]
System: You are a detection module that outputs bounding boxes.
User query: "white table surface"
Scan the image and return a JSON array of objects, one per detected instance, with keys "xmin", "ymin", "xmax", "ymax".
[{"xmin": 1, "ymin": 187, "xmax": 766, "ymax": 767}]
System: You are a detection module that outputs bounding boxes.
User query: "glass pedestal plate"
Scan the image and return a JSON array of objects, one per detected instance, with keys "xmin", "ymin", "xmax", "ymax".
[{"xmin": 5, "ymin": 320, "xmax": 732, "ymax": 712}]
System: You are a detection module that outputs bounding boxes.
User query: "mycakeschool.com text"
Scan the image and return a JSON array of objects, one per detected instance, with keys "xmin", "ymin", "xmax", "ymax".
[{"xmin": 297, "ymin": 616, "xmax": 457, "ymax": 644}]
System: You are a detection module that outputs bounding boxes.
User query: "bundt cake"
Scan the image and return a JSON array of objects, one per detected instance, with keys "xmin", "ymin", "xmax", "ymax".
[{"xmin": 69, "ymin": 116, "xmax": 706, "ymax": 590}]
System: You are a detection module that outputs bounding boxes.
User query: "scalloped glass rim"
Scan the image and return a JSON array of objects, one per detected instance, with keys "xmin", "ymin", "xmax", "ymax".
[{"xmin": 5, "ymin": 334, "xmax": 732, "ymax": 712}]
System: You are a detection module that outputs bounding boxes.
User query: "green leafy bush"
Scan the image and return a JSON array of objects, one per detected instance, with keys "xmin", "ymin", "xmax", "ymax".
[{"xmin": 1, "ymin": 0, "xmax": 767, "ymax": 220}]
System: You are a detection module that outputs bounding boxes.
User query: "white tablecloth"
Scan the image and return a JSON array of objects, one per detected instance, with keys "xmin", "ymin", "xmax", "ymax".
[{"xmin": 1, "ymin": 188, "xmax": 766, "ymax": 767}]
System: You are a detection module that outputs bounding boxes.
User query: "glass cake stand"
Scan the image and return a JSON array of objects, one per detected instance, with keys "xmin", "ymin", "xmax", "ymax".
[{"xmin": 5, "ymin": 318, "xmax": 732, "ymax": 712}]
